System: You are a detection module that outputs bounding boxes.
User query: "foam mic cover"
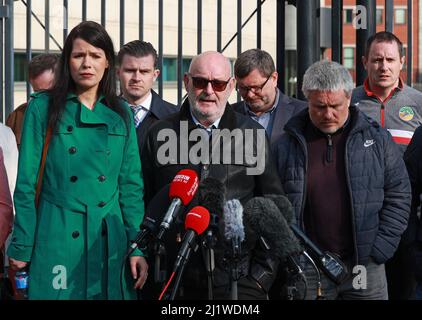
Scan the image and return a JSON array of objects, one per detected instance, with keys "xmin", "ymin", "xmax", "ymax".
[
  {"xmin": 265, "ymin": 194, "xmax": 297, "ymax": 225},
  {"xmin": 223, "ymin": 199, "xmax": 245, "ymax": 242},
  {"xmin": 143, "ymin": 183, "xmax": 172, "ymax": 232},
  {"xmin": 169, "ymin": 169, "xmax": 199, "ymax": 205},
  {"xmin": 243, "ymin": 197, "xmax": 302, "ymax": 260},
  {"xmin": 185, "ymin": 206, "xmax": 210, "ymax": 235},
  {"xmin": 198, "ymin": 177, "xmax": 226, "ymax": 218}
]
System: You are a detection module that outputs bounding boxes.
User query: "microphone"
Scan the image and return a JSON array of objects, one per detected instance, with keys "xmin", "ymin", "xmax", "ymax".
[
  {"xmin": 198, "ymin": 177, "xmax": 225, "ymax": 300},
  {"xmin": 242, "ymin": 197, "xmax": 303, "ymax": 296},
  {"xmin": 157, "ymin": 169, "xmax": 199, "ymax": 240},
  {"xmin": 243, "ymin": 197, "xmax": 302, "ymax": 260},
  {"xmin": 265, "ymin": 194, "xmax": 297, "ymax": 225},
  {"xmin": 223, "ymin": 199, "xmax": 245, "ymax": 257},
  {"xmin": 172, "ymin": 206, "xmax": 210, "ymax": 272},
  {"xmin": 223, "ymin": 199, "xmax": 245, "ymax": 300},
  {"xmin": 261, "ymin": 195, "xmax": 349, "ymax": 286},
  {"xmin": 289, "ymin": 224, "xmax": 348, "ymax": 285},
  {"xmin": 127, "ymin": 184, "xmax": 171, "ymax": 255},
  {"xmin": 198, "ymin": 177, "xmax": 226, "ymax": 247}
]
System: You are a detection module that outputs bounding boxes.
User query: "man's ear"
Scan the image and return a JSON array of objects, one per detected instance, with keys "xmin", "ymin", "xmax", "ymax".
[
  {"xmin": 400, "ymin": 56, "xmax": 405, "ymax": 70},
  {"xmin": 362, "ymin": 56, "xmax": 368, "ymax": 71},
  {"xmin": 183, "ymin": 73, "xmax": 190, "ymax": 90},
  {"xmin": 153, "ymin": 69, "xmax": 160, "ymax": 81}
]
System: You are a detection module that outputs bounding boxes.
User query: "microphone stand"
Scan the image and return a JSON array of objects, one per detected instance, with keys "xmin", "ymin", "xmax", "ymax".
[
  {"xmin": 303, "ymin": 251, "xmax": 325, "ymax": 300},
  {"xmin": 169, "ymin": 243, "xmax": 197, "ymax": 300},
  {"xmin": 203, "ymin": 230, "xmax": 216, "ymax": 300},
  {"xmin": 154, "ymin": 242, "xmax": 167, "ymax": 284},
  {"xmin": 230, "ymin": 237, "xmax": 241, "ymax": 300}
]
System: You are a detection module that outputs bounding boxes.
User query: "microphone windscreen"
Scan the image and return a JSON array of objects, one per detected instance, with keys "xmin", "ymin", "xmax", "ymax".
[
  {"xmin": 143, "ymin": 183, "xmax": 172, "ymax": 232},
  {"xmin": 185, "ymin": 206, "xmax": 210, "ymax": 235},
  {"xmin": 223, "ymin": 199, "xmax": 245, "ymax": 242},
  {"xmin": 243, "ymin": 197, "xmax": 302, "ymax": 260},
  {"xmin": 265, "ymin": 194, "xmax": 296, "ymax": 225},
  {"xmin": 169, "ymin": 169, "xmax": 199, "ymax": 205},
  {"xmin": 198, "ymin": 177, "xmax": 226, "ymax": 218}
]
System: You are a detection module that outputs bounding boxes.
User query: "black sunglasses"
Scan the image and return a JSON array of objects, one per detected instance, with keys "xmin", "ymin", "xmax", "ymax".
[{"xmin": 189, "ymin": 75, "xmax": 231, "ymax": 92}]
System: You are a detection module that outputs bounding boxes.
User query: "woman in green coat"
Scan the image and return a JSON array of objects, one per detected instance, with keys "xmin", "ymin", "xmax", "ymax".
[{"xmin": 7, "ymin": 21, "xmax": 148, "ymax": 300}]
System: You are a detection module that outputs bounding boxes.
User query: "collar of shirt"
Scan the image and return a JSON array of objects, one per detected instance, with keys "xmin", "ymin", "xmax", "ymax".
[
  {"xmin": 244, "ymin": 88, "xmax": 280, "ymax": 117},
  {"xmin": 126, "ymin": 91, "xmax": 153, "ymax": 112},
  {"xmin": 363, "ymin": 77, "xmax": 403, "ymax": 103},
  {"xmin": 190, "ymin": 109, "xmax": 221, "ymax": 132}
]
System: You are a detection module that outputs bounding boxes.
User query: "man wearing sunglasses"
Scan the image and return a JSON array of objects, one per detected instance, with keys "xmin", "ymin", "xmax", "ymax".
[
  {"xmin": 233, "ymin": 49, "xmax": 307, "ymax": 151},
  {"xmin": 141, "ymin": 51, "xmax": 285, "ymax": 300}
]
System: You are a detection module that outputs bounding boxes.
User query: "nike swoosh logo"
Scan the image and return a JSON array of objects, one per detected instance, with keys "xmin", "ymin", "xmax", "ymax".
[{"xmin": 364, "ymin": 140, "xmax": 375, "ymax": 147}]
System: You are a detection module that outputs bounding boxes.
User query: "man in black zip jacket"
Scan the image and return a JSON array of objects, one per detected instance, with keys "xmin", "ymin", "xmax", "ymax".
[
  {"xmin": 404, "ymin": 126, "xmax": 422, "ymax": 299},
  {"xmin": 275, "ymin": 60, "xmax": 411, "ymax": 300}
]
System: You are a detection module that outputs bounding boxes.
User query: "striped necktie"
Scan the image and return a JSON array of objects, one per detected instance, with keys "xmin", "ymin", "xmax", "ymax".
[{"xmin": 131, "ymin": 105, "xmax": 145, "ymax": 128}]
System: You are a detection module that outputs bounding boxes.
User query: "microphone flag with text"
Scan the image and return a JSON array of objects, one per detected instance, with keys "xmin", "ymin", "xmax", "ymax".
[
  {"xmin": 172, "ymin": 206, "xmax": 210, "ymax": 273},
  {"xmin": 128, "ymin": 169, "xmax": 198, "ymax": 255},
  {"xmin": 157, "ymin": 169, "xmax": 199, "ymax": 240}
]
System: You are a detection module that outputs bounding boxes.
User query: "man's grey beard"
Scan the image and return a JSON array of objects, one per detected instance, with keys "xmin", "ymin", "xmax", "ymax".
[{"xmin": 188, "ymin": 92, "xmax": 223, "ymax": 124}]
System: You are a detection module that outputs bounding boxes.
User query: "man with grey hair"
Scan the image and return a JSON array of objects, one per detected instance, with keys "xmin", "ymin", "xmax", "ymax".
[{"xmin": 275, "ymin": 60, "xmax": 411, "ymax": 299}]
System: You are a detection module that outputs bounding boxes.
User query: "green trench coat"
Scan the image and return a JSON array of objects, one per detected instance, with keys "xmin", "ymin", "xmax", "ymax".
[{"xmin": 7, "ymin": 92, "xmax": 145, "ymax": 300}]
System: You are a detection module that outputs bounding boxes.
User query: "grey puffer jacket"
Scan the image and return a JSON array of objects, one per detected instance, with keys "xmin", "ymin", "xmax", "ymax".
[{"xmin": 276, "ymin": 106, "xmax": 411, "ymax": 265}]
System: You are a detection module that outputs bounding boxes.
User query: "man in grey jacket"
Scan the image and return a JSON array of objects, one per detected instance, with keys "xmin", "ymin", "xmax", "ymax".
[
  {"xmin": 276, "ymin": 60, "xmax": 411, "ymax": 300},
  {"xmin": 232, "ymin": 49, "xmax": 307, "ymax": 152},
  {"xmin": 352, "ymin": 31, "xmax": 422, "ymax": 154},
  {"xmin": 352, "ymin": 31, "xmax": 422, "ymax": 299}
]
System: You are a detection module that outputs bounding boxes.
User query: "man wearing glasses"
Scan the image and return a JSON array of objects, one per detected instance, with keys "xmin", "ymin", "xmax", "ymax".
[
  {"xmin": 141, "ymin": 51, "xmax": 284, "ymax": 300},
  {"xmin": 233, "ymin": 49, "xmax": 307, "ymax": 150}
]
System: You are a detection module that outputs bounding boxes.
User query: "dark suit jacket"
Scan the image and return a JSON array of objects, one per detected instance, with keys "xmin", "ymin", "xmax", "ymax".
[
  {"xmin": 135, "ymin": 90, "xmax": 178, "ymax": 154},
  {"xmin": 231, "ymin": 89, "xmax": 307, "ymax": 151}
]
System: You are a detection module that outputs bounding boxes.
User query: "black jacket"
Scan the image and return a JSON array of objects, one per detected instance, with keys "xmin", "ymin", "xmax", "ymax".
[
  {"xmin": 276, "ymin": 106, "xmax": 411, "ymax": 265},
  {"xmin": 141, "ymin": 99, "xmax": 284, "ymax": 299},
  {"xmin": 404, "ymin": 126, "xmax": 422, "ymax": 280},
  {"xmin": 136, "ymin": 90, "xmax": 178, "ymax": 153}
]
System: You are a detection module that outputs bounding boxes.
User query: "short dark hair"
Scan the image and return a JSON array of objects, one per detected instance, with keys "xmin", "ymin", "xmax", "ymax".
[
  {"xmin": 234, "ymin": 48, "xmax": 275, "ymax": 79},
  {"xmin": 28, "ymin": 54, "xmax": 59, "ymax": 79},
  {"xmin": 117, "ymin": 40, "xmax": 158, "ymax": 68},
  {"xmin": 365, "ymin": 31, "xmax": 404, "ymax": 58}
]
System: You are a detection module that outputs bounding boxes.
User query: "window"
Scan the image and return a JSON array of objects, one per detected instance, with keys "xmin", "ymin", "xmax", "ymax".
[
  {"xmin": 14, "ymin": 52, "xmax": 48, "ymax": 82},
  {"xmin": 395, "ymin": 8, "xmax": 406, "ymax": 24},
  {"xmin": 343, "ymin": 9, "xmax": 353, "ymax": 24},
  {"xmin": 14, "ymin": 53, "xmax": 28, "ymax": 82},
  {"xmin": 343, "ymin": 47, "xmax": 354, "ymax": 69},
  {"xmin": 376, "ymin": 8, "xmax": 383, "ymax": 24},
  {"xmin": 162, "ymin": 57, "xmax": 191, "ymax": 81}
]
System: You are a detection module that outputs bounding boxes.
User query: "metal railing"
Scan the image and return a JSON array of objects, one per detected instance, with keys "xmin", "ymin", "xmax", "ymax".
[{"xmin": 0, "ymin": 0, "xmax": 416, "ymax": 121}]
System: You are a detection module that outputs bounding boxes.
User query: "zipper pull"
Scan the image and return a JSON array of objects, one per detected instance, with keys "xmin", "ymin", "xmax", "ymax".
[{"xmin": 326, "ymin": 134, "xmax": 333, "ymax": 163}]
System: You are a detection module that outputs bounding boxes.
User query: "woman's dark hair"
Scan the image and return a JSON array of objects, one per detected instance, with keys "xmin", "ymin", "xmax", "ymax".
[{"xmin": 48, "ymin": 21, "xmax": 128, "ymax": 132}]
